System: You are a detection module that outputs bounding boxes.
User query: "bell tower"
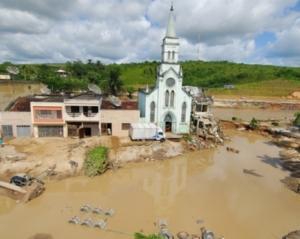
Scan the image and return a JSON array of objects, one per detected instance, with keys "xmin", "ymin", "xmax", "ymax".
[{"xmin": 161, "ymin": 4, "xmax": 180, "ymax": 64}]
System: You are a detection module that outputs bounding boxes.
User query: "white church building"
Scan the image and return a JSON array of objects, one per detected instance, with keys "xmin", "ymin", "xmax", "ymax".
[{"xmin": 138, "ymin": 6, "xmax": 192, "ymax": 134}]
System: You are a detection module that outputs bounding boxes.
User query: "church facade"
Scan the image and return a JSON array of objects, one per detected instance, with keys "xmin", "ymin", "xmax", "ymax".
[{"xmin": 138, "ymin": 6, "xmax": 192, "ymax": 134}]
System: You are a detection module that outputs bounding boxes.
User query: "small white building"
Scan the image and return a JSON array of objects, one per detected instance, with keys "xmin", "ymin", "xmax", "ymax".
[
  {"xmin": 0, "ymin": 74, "xmax": 11, "ymax": 80},
  {"xmin": 56, "ymin": 69, "xmax": 68, "ymax": 78},
  {"xmin": 138, "ymin": 6, "xmax": 192, "ymax": 134}
]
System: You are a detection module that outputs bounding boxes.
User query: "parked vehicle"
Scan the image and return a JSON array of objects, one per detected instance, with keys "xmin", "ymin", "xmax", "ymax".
[
  {"xmin": 10, "ymin": 173, "xmax": 44, "ymax": 187},
  {"xmin": 129, "ymin": 123, "xmax": 165, "ymax": 142},
  {"xmin": 10, "ymin": 174, "xmax": 33, "ymax": 187}
]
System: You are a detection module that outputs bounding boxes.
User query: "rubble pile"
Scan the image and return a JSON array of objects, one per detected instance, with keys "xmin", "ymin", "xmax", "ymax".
[
  {"xmin": 189, "ymin": 115, "xmax": 224, "ymax": 151},
  {"xmin": 0, "ymin": 145, "xmax": 27, "ymax": 162},
  {"xmin": 282, "ymin": 230, "xmax": 300, "ymax": 239}
]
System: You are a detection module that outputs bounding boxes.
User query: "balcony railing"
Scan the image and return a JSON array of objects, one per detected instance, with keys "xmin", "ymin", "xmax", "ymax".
[
  {"xmin": 66, "ymin": 112, "xmax": 81, "ymax": 118},
  {"xmin": 83, "ymin": 112, "xmax": 97, "ymax": 117}
]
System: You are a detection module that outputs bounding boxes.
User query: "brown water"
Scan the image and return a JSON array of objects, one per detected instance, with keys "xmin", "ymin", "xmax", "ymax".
[
  {"xmin": 0, "ymin": 131, "xmax": 299, "ymax": 239},
  {"xmin": 212, "ymin": 108, "xmax": 297, "ymax": 121},
  {"xmin": 0, "ymin": 82, "xmax": 42, "ymax": 110}
]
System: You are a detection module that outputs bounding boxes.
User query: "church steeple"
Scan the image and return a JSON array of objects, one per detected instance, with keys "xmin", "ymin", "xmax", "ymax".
[
  {"xmin": 166, "ymin": 3, "xmax": 176, "ymax": 38},
  {"xmin": 161, "ymin": 3, "xmax": 179, "ymax": 63}
]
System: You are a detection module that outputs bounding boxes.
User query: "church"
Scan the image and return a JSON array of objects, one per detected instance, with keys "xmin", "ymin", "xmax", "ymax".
[{"xmin": 138, "ymin": 5, "xmax": 192, "ymax": 134}]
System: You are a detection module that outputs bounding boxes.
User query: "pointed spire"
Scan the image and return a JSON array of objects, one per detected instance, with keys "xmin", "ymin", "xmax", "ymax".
[{"xmin": 166, "ymin": 3, "xmax": 176, "ymax": 38}]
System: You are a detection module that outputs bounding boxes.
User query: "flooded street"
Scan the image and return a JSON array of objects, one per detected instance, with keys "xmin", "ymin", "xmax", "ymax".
[{"xmin": 0, "ymin": 131, "xmax": 299, "ymax": 239}]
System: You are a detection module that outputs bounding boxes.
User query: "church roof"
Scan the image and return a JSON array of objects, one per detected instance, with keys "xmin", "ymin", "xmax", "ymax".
[{"xmin": 166, "ymin": 4, "xmax": 176, "ymax": 38}]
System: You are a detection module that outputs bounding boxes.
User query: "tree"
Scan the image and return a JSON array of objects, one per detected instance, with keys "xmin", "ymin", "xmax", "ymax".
[
  {"xmin": 126, "ymin": 86, "xmax": 135, "ymax": 99},
  {"xmin": 66, "ymin": 60, "xmax": 87, "ymax": 79},
  {"xmin": 249, "ymin": 118, "xmax": 258, "ymax": 130},
  {"xmin": 106, "ymin": 66, "xmax": 123, "ymax": 95}
]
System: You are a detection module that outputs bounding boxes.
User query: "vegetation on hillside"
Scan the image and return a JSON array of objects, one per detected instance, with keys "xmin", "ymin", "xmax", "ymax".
[
  {"xmin": 1, "ymin": 60, "xmax": 300, "ymax": 97},
  {"xmin": 84, "ymin": 146, "xmax": 108, "ymax": 177}
]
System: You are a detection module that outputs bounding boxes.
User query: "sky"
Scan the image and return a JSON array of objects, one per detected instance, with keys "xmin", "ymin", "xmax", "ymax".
[{"xmin": 0, "ymin": 0, "xmax": 300, "ymax": 66}]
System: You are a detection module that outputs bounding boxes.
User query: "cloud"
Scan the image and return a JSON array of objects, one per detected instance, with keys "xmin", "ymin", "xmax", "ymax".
[
  {"xmin": 0, "ymin": 0, "xmax": 76, "ymax": 19},
  {"xmin": 0, "ymin": 0, "xmax": 299, "ymax": 66},
  {"xmin": 0, "ymin": 8, "xmax": 50, "ymax": 34},
  {"xmin": 268, "ymin": 19, "xmax": 300, "ymax": 58}
]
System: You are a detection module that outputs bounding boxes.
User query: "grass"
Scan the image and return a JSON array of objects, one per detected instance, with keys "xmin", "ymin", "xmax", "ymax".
[
  {"xmin": 120, "ymin": 62, "xmax": 157, "ymax": 87},
  {"xmin": 119, "ymin": 61, "xmax": 300, "ymax": 97},
  {"xmin": 84, "ymin": 146, "xmax": 108, "ymax": 177},
  {"xmin": 134, "ymin": 233, "xmax": 164, "ymax": 239},
  {"xmin": 207, "ymin": 79, "xmax": 300, "ymax": 97}
]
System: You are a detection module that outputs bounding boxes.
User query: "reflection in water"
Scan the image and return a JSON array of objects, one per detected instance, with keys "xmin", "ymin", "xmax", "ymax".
[{"xmin": 142, "ymin": 158, "xmax": 187, "ymax": 210}]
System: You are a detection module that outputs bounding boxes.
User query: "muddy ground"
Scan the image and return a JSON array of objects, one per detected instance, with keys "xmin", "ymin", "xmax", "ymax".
[{"xmin": 0, "ymin": 136, "xmax": 186, "ymax": 181}]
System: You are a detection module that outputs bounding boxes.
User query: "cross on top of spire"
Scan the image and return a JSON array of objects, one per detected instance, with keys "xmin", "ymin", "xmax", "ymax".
[
  {"xmin": 166, "ymin": 2, "xmax": 176, "ymax": 38},
  {"xmin": 170, "ymin": 2, "xmax": 174, "ymax": 11}
]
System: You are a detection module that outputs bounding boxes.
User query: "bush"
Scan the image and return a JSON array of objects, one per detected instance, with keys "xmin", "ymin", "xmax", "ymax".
[
  {"xmin": 249, "ymin": 118, "xmax": 259, "ymax": 130},
  {"xmin": 183, "ymin": 134, "xmax": 193, "ymax": 142},
  {"xmin": 134, "ymin": 233, "xmax": 163, "ymax": 239},
  {"xmin": 294, "ymin": 112, "xmax": 300, "ymax": 127},
  {"xmin": 126, "ymin": 86, "xmax": 135, "ymax": 99},
  {"xmin": 84, "ymin": 146, "xmax": 108, "ymax": 177}
]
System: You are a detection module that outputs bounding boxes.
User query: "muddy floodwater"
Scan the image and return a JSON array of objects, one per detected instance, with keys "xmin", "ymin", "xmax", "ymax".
[
  {"xmin": 213, "ymin": 107, "xmax": 297, "ymax": 121},
  {"xmin": 0, "ymin": 131, "xmax": 300, "ymax": 239}
]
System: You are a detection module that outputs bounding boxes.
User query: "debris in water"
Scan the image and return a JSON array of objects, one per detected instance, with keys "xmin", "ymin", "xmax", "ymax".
[
  {"xmin": 80, "ymin": 204, "xmax": 92, "ymax": 213},
  {"xmin": 226, "ymin": 147, "xmax": 240, "ymax": 154},
  {"xmin": 158, "ymin": 219, "xmax": 174, "ymax": 239},
  {"xmin": 191, "ymin": 235, "xmax": 201, "ymax": 239},
  {"xmin": 196, "ymin": 219, "xmax": 204, "ymax": 224},
  {"xmin": 92, "ymin": 207, "xmax": 103, "ymax": 214},
  {"xmin": 94, "ymin": 219, "xmax": 107, "ymax": 229},
  {"xmin": 201, "ymin": 227, "xmax": 215, "ymax": 239},
  {"xmin": 68, "ymin": 216, "xmax": 81, "ymax": 224},
  {"xmin": 177, "ymin": 231, "xmax": 189, "ymax": 239},
  {"xmin": 243, "ymin": 169, "xmax": 263, "ymax": 177},
  {"xmin": 104, "ymin": 208, "xmax": 115, "ymax": 216},
  {"xmin": 81, "ymin": 218, "xmax": 94, "ymax": 227}
]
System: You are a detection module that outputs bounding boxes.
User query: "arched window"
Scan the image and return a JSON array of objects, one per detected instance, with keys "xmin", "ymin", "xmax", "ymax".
[
  {"xmin": 170, "ymin": 90, "xmax": 175, "ymax": 107},
  {"xmin": 168, "ymin": 51, "xmax": 171, "ymax": 60},
  {"xmin": 150, "ymin": 101, "xmax": 155, "ymax": 123},
  {"xmin": 181, "ymin": 102, "xmax": 187, "ymax": 122},
  {"xmin": 165, "ymin": 90, "xmax": 170, "ymax": 107}
]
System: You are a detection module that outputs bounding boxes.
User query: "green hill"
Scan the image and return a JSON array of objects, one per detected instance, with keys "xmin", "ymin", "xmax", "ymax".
[
  {"xmin": 1, "ymin": 60, "xmax": 300, "ymax": 97},
  {"xmin": 120, "ymin": 60, "xmax": 300, "ymax": 97}
]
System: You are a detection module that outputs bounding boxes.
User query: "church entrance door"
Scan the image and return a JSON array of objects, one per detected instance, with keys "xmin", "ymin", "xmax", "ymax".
[
  {"xmin": 165, "ymin": 121, "xmax": 172, "ymax": 132},
  {"xmin": 164, "ymin": 113, "xmax": 174, "ymax": 132}
]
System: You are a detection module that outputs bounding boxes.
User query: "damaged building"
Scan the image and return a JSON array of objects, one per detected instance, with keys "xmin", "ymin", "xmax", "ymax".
[{"xmin": 183, "ymin": 86, "xmax": 222, "ymax": 142}]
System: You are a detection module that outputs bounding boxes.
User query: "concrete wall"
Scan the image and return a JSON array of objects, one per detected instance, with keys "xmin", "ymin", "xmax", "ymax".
[
  {"xmin": 101, "ymin": 110, "xmax": 140, "ymax": 137},
  {"xmin": 31, "ymin": 102, "xmax": 66, "ymax": 138},
  {"xmin": 0, "ymin": 112, "xmax": 32, "ymax": 137}
]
